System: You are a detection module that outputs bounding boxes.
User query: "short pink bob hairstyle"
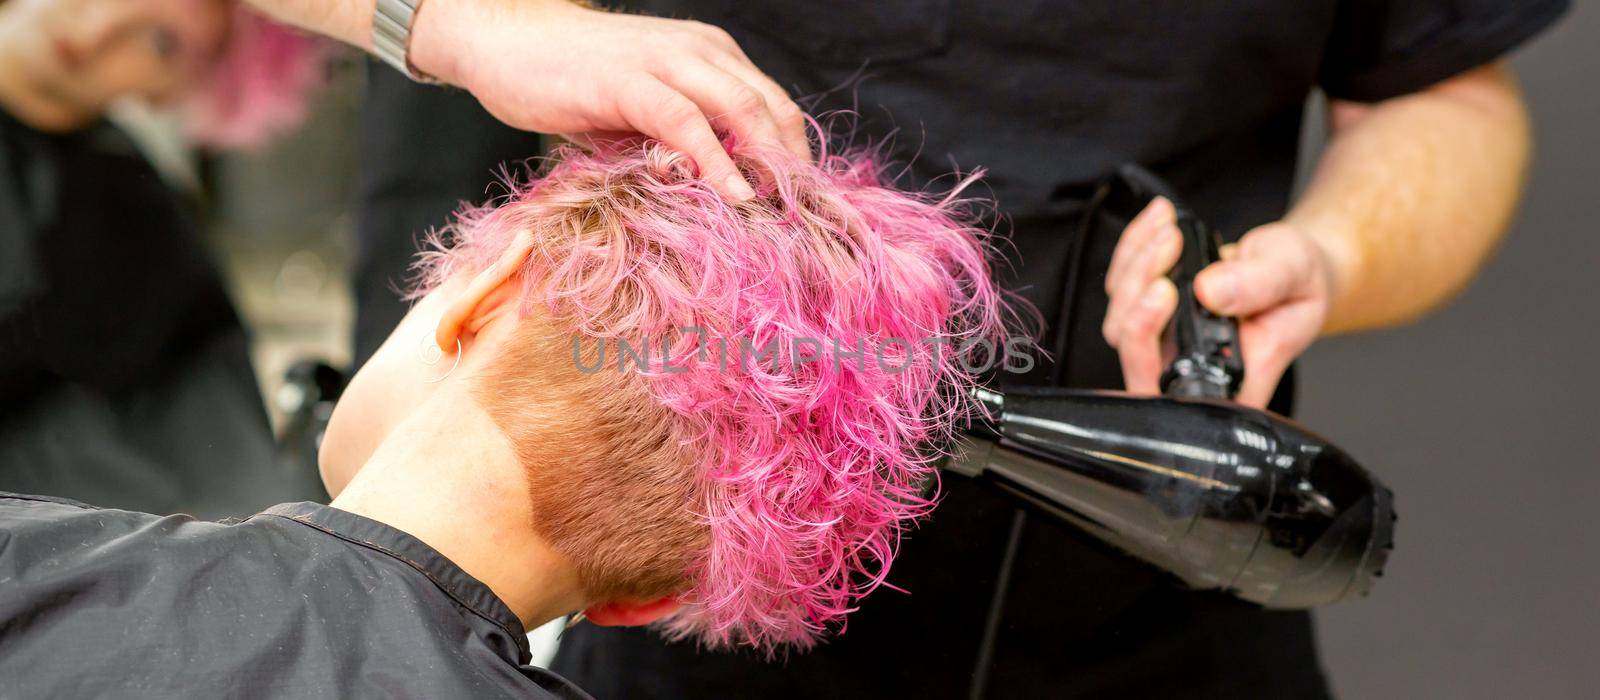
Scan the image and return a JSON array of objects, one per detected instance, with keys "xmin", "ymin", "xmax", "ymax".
[
  {"xmin": 413, "ymin": 132, "xmax": 1024, "ymax": 651},
  {"xmin": 183, "ymin": 4, "xmax": 326, "ymax": 149}
]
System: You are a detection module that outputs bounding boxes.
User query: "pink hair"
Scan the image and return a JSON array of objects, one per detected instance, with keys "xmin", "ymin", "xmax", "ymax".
[
  {"xmin": 183, "ymin": 5, "xmax": 326, "ymax": 150},
  {"xmin": 415, "ymin": 135, "xmax": 1021, "ymax": 651}
]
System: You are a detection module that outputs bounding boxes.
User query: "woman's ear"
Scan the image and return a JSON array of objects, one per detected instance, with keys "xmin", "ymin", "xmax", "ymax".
[
  {"xmin": 434, "ymin": 231, "xmax": 538, "ymax": 351},
  {"xmin": 582, "ymin": 597, "xmax": 683, "ymax": 627}
]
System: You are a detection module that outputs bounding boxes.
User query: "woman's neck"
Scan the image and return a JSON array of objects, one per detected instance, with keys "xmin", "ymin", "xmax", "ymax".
[{"xmin": 329, "ymin": 388, "xmax": 588, "ymax": 630}]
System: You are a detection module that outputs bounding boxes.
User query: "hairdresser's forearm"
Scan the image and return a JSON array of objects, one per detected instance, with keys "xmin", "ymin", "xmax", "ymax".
[
  {"xmin": 242, "ymin": 0, "xmax": 571, "ymax": 85},
  {"xmin": 1293, "ymin": 62, "xmax": 1532, "ymax": 334},
  {"xmin": 245, "ymin": 0, "xmax": 374, "ymax": 49},
  {"xmin": 241, "ymin": 0, "xmax": 567, "ymax": 94}
]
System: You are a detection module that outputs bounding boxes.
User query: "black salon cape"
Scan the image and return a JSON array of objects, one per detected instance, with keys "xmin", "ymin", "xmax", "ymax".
[
  {"xmin": 355, "ymin": 2, "xmax": 1568, "ymax": 697},
  {"xmin": 0, "ymin": 109, "xmax": 308, "ymax": 518},
  {"xmin": 0, "ymin": 492, "xmax": 590, "ymax": 699}
]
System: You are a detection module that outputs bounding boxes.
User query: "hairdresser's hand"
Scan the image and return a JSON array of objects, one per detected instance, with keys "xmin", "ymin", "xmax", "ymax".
[
  {"xmin": 405, "ymin": 0, "xmax": 808, "ymax": 200},
  {"xmin": 1102, "ymin": 199, "xmax": 1335, "ymax": 409}
]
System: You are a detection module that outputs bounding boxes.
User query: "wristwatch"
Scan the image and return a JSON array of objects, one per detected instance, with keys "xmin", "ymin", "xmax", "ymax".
[{"xmin": 372, "ymin": 0, "xmax": 439, "ymax": 83}]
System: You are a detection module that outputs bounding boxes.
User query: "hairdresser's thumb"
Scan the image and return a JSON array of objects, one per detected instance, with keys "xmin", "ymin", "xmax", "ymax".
[{"xmin": 1196, "ymin": 258, "xmax": 1296, "ymax": 318}]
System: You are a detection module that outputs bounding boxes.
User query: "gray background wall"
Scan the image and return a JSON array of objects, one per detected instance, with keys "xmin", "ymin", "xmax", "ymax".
[{"xmin": 1305, "ymin": 3, "xmax": 1600, "ymax": 697}]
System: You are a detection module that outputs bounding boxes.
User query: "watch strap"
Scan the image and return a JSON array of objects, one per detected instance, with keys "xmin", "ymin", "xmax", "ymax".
[{"xmin": 372, "ymin": 0, "xmax": 439, "ymax": 83}]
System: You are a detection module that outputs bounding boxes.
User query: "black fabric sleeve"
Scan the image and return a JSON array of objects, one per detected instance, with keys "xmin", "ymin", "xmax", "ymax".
[{"xmin": 1319, "ymin": 0, "xmax": 1570, "ymax": 102}]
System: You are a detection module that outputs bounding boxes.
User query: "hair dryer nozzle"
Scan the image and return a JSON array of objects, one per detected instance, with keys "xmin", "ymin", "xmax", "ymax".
[{"xmin": 945, "ymin": 387, "xmax": 1395, "ymax": 608}]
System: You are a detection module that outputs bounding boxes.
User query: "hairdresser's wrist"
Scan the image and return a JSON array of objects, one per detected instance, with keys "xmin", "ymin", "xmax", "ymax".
[
  {"xmin": 407, "ymin": 0, "xmax": 575, "ymax": 89},
  {"xmin": 405, "ymin": 0, "xmax": 470, "ymax": 87},
  {"xmin": 245, "ymin": 1, "xmax": 373, "ymax": 48}
]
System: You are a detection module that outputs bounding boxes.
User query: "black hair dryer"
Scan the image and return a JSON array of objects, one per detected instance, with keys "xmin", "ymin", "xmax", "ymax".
[{"xmin": 945, "ymin": 172, "xmax": 1395, "ymax": 608}]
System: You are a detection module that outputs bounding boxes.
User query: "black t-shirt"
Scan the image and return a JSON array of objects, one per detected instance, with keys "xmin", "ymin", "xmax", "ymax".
[
  {"xmin": 354, "ymin": 2, "xmax": 1567, "ymax": 697},
  {"xmin": 0, "ymin": 492, "xmax": 590, "ymax": 699},
  {"xmin": 634, "ymin": 0, "xmax": 1566, "ymax": 228}
]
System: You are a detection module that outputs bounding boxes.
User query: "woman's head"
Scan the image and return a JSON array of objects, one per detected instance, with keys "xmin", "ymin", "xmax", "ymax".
[
  {"xmin": 0, "ymin": 0, "xmax": 321, "ymax": 146},
  {"xmin": 0, "ymin": 0, "xmax": 230, "ymax": 109},
  {"xmin": 323, "ymin": 137, "xmax": 1018, "ymax": 651}
]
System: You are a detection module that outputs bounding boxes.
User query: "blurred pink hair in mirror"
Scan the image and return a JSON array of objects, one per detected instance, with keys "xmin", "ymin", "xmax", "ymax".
[{"xmin": 183, "ymin": 4, "xmax": 327, "ymax": 149}]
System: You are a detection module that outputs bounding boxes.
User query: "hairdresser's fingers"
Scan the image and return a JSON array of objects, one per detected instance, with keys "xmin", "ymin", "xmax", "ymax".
[
  {"xmin": 1234, "ymin": 306, "xmax": 1310, "ymax": 410},
  {"xmin": 674, "ymin": 21, "xmax": 810, "ymax": 160},
  {"xmin": 1199, "ymin": 223, "xmax": 1333, "ymax": 409},
  {"xmin": 1232, "ymin": 292, "xmax": 1325, "ymax": 409},
  {"xmin": 624, "ymin": 76, "xmax": 755, "ymax": 201},
  {"xmin": 659, "ymin": 62, "xmax": 787, "ymax": 162},
  {"xmin": 1114, "ymin": 278, "xmax": 1178, "ymax": 394},
  {"xmin": 1195, "ymin": 243, "xmax": 1308, "ymax": 318},
  {"xmin": 1105, "ymin": 197, "xmax": 1176, "ymax": 295},
  {"xmin": 1235, "ymin": 333, "xmax": 1294, "ymax": 409},
  {"xmin": 1196, "ymin": 259, "xmax": 1291, "ymax": 318},
  {"xmin": 1103, "ymin": 220, "xmax": 1181, "ymax": 350},
  {"xmin": 708, "ymin": 56, "xmax": 811, "ymax": 161}
]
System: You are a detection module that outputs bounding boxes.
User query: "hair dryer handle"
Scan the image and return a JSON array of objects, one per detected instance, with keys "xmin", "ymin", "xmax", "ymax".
[
  {"xmin": 1158, "ymin": 202, "xmax": 1244, "ymax": 399},
  {"xmin": 1105, "ymin": 164, "xmax": 1244, "ymax": 400}
]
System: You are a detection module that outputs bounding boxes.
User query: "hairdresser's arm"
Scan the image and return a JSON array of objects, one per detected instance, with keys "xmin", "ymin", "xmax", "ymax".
[
  {"xmin": 1104, "ymin": 62, "xmax": 1532, "ymax": 407},
  {"xmin": 246, "ymin": 0, "xmax": 808, "ymax": 201}
]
